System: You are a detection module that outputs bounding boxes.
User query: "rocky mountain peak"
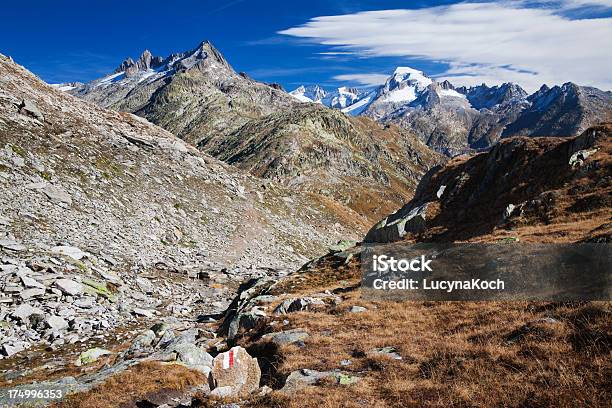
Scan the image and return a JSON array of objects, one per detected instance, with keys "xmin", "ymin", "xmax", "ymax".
[
  {"xmin": 184, "ymin": 40, "xmax": 232, "ymax": 70},
  {"xmin": 439, "ymin": 80, "xmax": 455, "ymax": 90},
  {"xmin": 114, "ymin": 57, "xmax": 135, "ymax": 74},
  {"xmin": 462, "ymin": 82, "xmax": 528, "ymax": 110}
]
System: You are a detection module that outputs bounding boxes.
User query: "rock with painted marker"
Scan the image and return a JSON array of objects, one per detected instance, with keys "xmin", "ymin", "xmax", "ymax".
[{"xmin": 210, "ymin": 346, "xmax": 261, "ymax": 397}]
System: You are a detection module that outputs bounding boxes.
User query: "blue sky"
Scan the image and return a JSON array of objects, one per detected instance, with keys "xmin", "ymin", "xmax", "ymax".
[{"xmin": 1, "ymin": 0, "xmax": 611, "ymax": 92}]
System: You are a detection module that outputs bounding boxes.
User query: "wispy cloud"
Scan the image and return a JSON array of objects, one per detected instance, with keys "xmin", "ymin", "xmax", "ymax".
[
  {"xmin": 278, "ymin": 1, "xmax": 612, "ymax": 91},
  {"xmin": 333, "ymin": 73, "xmax": 389, "ymax": 86}
]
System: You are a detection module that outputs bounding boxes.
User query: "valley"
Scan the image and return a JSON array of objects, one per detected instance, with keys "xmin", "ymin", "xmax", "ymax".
[{"xmin": 0, "ymin": 34, "xmax": 610, "ymax": 408}]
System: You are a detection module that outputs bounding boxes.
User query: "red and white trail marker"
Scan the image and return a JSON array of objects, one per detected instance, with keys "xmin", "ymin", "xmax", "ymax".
[{"xmin": 222, "ymin": 349, "xmax": 235, "ymax": 369}]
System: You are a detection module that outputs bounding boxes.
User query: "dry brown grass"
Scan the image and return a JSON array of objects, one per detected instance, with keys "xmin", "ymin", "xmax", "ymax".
[
  {"xmin": 52, "ymin": 361, "xmax": 206, "ymax": 408},
  {"xmin": 244, "ymin": 260, "xmax": 611, "ymax": 408}
]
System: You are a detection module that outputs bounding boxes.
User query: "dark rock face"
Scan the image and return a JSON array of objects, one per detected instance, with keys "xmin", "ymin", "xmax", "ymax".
[
  {"xmin": 365, "ymin": 124, "xmax": 612, "ymax": 243},
  {"xmin": 502, "ymin": 83, "xmax": 612, "ymax": 137}
]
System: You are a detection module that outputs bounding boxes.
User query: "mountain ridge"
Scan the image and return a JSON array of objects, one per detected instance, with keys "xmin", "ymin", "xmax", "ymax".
[{"xmin": 289, "ymin": 67, "xmax": 611, "ymax": 155}]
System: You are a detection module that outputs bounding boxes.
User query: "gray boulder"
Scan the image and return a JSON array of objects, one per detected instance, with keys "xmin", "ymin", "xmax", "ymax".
[
  {"xmin": 172, "ymin": 343, "xmax": 213, "ymax": 375},
  {"xmin": 273, "ymin": 297, "xmax": 325, "ymax": 315},
  {"xmin": 18, "ymin": 99, "xmax": 44, "ymax": 121},
  {"xmin": 12, "ymin": 304, "xmax": 44, "ymax": 323},
  {"xmin": 364, "ymin": 202, "xmax": 429, "ymax": 243},
  {"xmin": 45, "ymin": 315, "xmax": 69, "ymax": 331},
  {"xmin": 54, "ymin": 279, "xmax": 84, "ymax": 296},
  {"xmin": 261, "ymin": 329, "xmax": 308, "ymax": 346}
]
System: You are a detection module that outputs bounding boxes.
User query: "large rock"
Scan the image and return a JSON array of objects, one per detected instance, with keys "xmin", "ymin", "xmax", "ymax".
[
  {"xmin": 0, "ymin": 239, "xmax": 26, "ymax": 251},
  {"xmin": 75, "ymin": 347, "xmax": 113, "ymax": 366},
  {"xmin": 261, "ymin": 329, "xmax": 309, "ymax": 346},
  {"xmin": 281, "ymin": 369, "xmax": 333, "ymax": 393},
  {"xmin": 51, "ymin": 246, "xmax": 86, "ymax": 260},
  {"xmin": 46, "ymin": 315, "xmax": 69, "ymax": 331},
  {"xmin": 219, "ymin": 278, "xmax": 276, "ymax": 339},
  {"xmin": 172, "ymin": 343, "xmax": 213, "ymax": 375},
  {"xmin": 210, "ymin": 346, "xmax": 261, "ymax": 397},
  {"xmin": 42, "ymin": 186, "xmax": 72, "ymax": 205},
  {"xmin": 279, "ymin": 369, "xmax": 359, "ymax": 394},
  {"xmin": 127, "ymin": 329, "xmax": 156, "ymax": 354},
  {"xmin": 364, "ymin": 202, "xmax": 429, "ymax": 243},
  {"xmin": 273, "ymin": 297, "xmax": 325, "ymax": 315},
  {"xmin": 18, "ymin": 99, "xmax": 44, "ymax": 121},
  {"xmin": 54, "ymin": 279, "xmax": 84, "ymax": 296},
  {"xmin": 20, "ymin": 288, "xmax": 45, "ymax": 300}
]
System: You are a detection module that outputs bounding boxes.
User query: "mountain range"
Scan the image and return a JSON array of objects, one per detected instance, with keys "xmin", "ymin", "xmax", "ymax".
[
  {"xmin": 1, "ymin": 37, "xmax": 611, "ymax": 408},
  {"xmin": 290, "ymin": 67, "xmax": 612, "ymax": 155},
  {"xmin": 62, "ymin": 42, "xmax": 444, "ymax": 221},
  {"xmin": 63, "ymin": 41, "xmax": 611, "ymax": 161}
]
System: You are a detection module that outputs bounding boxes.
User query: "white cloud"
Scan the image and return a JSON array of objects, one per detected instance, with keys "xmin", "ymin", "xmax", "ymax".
[
  {"xmin": 333, "ymin": 73, "xmax": 389, "ymax": 86},
  {"xmin": 279, "ymin": 1, "xmax": 612, "ymax": 91}
]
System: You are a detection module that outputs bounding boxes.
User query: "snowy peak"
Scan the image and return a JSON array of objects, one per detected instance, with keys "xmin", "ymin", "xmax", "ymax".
[
  {"xmin": 378, "ymin": 66, "xmax": 433, "ymax": 103},
  {"xmin": 289, "ymin": 85, "xmax": 327, "ymax": 103},
  {"xmin": 392, "ymin": 67, "xmax": 432, "ymax": 88},
  {"xmin": 289, "ymin": 85, "xmax": 367, "ymax": 109}
]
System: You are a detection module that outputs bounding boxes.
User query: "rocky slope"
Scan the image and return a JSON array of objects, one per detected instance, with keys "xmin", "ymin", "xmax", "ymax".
[
  {"xmin": 365, "ymin": 124, "xmax": 612, "ymax": 243},
  {"xmin": 0, "ymin": 53, "xmax": 366, "ymax": 365},
  {"xmin": 65, "ymin": 42, "xmax": 444, "ymax": 222},
  {"xmin": 38, "ymin": 122, "xmax": 610, "ymax": 406},
  {"xmin": 2, "ymin": 52, "xmax": 608, "ymax": 405},
  {"xmin": 205, "ymin": 103, "xmax": 444, "ymax": 221}
]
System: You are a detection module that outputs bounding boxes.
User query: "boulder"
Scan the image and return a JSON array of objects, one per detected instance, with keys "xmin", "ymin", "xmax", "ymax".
[
  {"xmin": 18, "ymin": 99, "xmax": 44, "ymax": 121},
  {"xmin": 349, "ymin": 306, "xmax": 367, "ymax": 313},
  {"xmin": 133, "ymin": 308, "xmax": 154, "ymax": 318},
  {"xmin": 54, "ymin": 279, "xmax": 84, "ymax": 296},
  {"xmin": 20, "ymin": 288, "xmax": 45, "ymax": 300},
  {"xmin": 279, "ymin": 369, "xmax": 358, "ymax": 394},
  {"xmin": 82, "ymin": 279, "xmax": 115, "ymax": 301},
  {"xmin": 12, "ymin": 304, "xmax": 44, "ymax": 323},
  {"xmin": 262, "ymin": 329, "xmax": 309, "ymax": 346},
  {"xmin": 135, "ymin": 277, "xmax": 154, "ymax": 294},
  {"xmin": 0, "ymin": 239, "xmax": 26, "ymax": 251},
  {"xmin": 172, "ymin": 343, "xmax": 213, "ymax": 375},
  {"xmin": 273, "ymin": 297, "xmax": 325, "ymax": 315},
  {"xmin": 328, "ymin": 240, "xmax": 356, "ymax": 253},
  {"xmin": 51, "ymin": 246, "xmax": 86, "ymax": 260},
  {"xmin": 210, "ymin": 346, "xmax": 261, "ymax": 397},
  {"xmin": 45, "ymin": 315, "xmax": 69, "ymax": 331},
  {"xmin": 42, "ymin": 186, "xmax": 72, "ymax": 205},
  {"xmin": 19, "ymin": 275, "xmax": 45, "ymax": 289},
  {"xmin": 369, "ymin": 346, "xmax": 402, "ymax": 360},
  {"xmin": 226, "ymin": 308, "xmax": 267, "ymax": 339},
  {"xmin": 364, "ymin": 202, "xmax": 430, "ymax": 243},
  {"xmin": 75, "ymin": 347, "xmax": 112, "ymax": 366},
  {"xmin": 128, "ymin": 330, "xmax": 156, "ymax": 354},
  {"xmin": 1, "ymin": 342, "xmax": 28, "ymax": 357},
  {"xmin": 569, "ymin": 148, "xmax": 598, "ymax": 167},
  {"xmin": 219, "ymin": 278, "xmax": 276, "ymax": 339}
]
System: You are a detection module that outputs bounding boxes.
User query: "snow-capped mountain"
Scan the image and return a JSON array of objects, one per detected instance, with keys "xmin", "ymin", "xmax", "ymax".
[
  {"xmin": 289, "ymin": 85, "xmax": 327, "ymax": 103},
  {"xmin": 377, "ymin": 67, "xmax": 433, "ymax": 103},
  {"xmin": 289, "ymin": 85, "xmax": 370, "ymax": 110},
  {"xmin": 332, "ymin": 66, "xmax": 611, "ymax": 155}
]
